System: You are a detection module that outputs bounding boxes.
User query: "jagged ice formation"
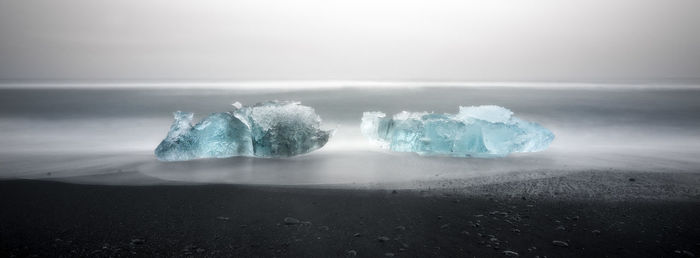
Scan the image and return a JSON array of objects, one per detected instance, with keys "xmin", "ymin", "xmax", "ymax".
[
  {"xmin": 361, "ymin": 105, "xmax": 554, "ymax": 157},
  {"xmin": 155, "ymin": 101, "xmax": 332, "ymax": 161}
]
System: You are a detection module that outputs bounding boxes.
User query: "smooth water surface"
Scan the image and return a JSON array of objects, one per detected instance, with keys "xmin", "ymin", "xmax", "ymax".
[{"xmin": 1, "ymin": 83, "xmax": 699, "ymax": 187}]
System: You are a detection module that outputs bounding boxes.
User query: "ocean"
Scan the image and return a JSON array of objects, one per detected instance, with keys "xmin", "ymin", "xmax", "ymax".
[{"xmin": 1, "ymin": 83, "xmax": 699, "ymax": 189}]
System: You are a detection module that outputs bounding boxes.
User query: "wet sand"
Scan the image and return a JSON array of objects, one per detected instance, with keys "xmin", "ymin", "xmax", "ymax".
[{"xmin": 1, "ymin": 180, "xmax": 698, "ymax": 257}]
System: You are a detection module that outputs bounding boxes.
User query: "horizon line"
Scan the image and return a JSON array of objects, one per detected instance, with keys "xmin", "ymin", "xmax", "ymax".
[{"xmin": 1, "ymin": 80, "xmax": 699, "ymax": 90}]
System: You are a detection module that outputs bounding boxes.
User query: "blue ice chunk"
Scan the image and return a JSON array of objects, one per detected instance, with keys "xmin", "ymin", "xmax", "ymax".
[
  {"xmin": 155, "ymin": 101, "xmax": 332, "ymax": 161},
  {"xmin": 361, "ymin": 105, "xmax": 554, "ymax": 157}
]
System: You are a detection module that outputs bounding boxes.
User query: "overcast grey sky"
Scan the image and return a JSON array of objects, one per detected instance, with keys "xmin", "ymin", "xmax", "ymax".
[{"xmin": 0, "ymin": 0, "xmax": 699, "ymax": 82}]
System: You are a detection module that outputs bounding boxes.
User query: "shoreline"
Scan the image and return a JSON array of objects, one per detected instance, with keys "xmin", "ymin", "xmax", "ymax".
[{"xmin": 8, "ymin": 168, "xmax": 699, "ymax": 202}]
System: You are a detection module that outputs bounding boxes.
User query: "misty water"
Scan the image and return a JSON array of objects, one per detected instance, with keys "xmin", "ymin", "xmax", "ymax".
[{"xmin": 1, "ymin": 84, "xmax": 699, "ymax": 190}]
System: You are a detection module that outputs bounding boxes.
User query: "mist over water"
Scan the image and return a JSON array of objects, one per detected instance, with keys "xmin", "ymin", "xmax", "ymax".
[{"xmin": 1, "ymin": 84, "xmax": 699, "ymax": 188}]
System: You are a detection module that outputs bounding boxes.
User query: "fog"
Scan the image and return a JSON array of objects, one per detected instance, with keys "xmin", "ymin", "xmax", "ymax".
[
  {"xmin": 1, "ymin": 85, "xmax": 699, "ymax": 187},
  {"xmin": 2, "ymin": 1, "xmax": 699, "ymax": 190},
  {"xmin": 1, "ymin": 0, "xmax": 699, "ymax": 82}
]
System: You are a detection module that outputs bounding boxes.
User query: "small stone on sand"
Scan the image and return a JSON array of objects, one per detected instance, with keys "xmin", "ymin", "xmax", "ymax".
[{"xmin": 552, "ymin": 240, "xmax": 569, "ymax": 247}]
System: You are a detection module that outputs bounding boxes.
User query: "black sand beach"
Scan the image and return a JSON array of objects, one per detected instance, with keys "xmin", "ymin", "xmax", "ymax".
[{"xmin": 1, "ymin": 180, "xmax": 698, "ymax": 257}]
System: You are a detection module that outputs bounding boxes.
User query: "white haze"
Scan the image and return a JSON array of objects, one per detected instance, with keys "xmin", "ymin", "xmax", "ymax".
[
  {"xmin": 1, "ymin": 85, "xmax": 699, "ymax": 188},
  {"xmin": 1, "ymin": 0, "xmax": 699, "ymax": 82}
]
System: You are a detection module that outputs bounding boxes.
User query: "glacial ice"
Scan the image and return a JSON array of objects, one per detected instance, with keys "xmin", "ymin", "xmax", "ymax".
[
  {"xmin": 155, "ymin": 101, "xmax": 332, "ymax": 161},
  {"xmin": 361, "ymin": 105, "xmax": 554, "ymax": 157}
]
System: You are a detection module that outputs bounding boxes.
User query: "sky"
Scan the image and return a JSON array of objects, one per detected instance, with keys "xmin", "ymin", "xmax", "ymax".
[{"xmin": 0, "ymin": 0, "xmax": 699, "ymax": 82}]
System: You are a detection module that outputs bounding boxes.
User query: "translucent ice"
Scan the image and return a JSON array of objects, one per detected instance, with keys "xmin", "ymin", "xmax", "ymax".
[
  {"xmin": 155, "ymin": 101, "xmax": 332, "ymax": 161},
  {"xmin": 361, "ymin": 105, "xmax": 554, "ymax": 157}
]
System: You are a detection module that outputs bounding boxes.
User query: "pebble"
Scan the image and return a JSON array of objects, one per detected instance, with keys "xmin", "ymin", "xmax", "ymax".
[
  {"xmin": 395, "ymin": 225, "xmax": 406, "ymax": 231},
  {"xmin": 490, "ymin": 211, "xmax": 509, "ymax": 216},
  {"xmin": 385, "ymin": 252, "xmax": 395, "ymax": 257},
  {"xmin": 353, "ymin": 233, "xmax": 362, "ymax": 237},
  {"xmin": 440, "ymin": 224, "xmax": 450, "ymax": 229},
  {"xmin": 674, "ymin": 250, "xmax": 695, "ymax": 257},
  {"xmin": 130, "ymin": 239, "xmax": 145, "ymax": 245},
  {"xmin": 181, "ymin": 245, "xmax": 197, "ymax": 253},
  {"xmin": 552, "ymin": 240, "xmax": 569, "ymax": 247},
  {"xmin": 377, "ymin": 236, "xmax": 391, "ymax": 242},
  {"xmin": 346, "ymin": 250, "xmax": 357, "ymax": 256},
  {"xmin": 503, "ymin": 250, "xmax": 519, "ymax": 256},
  {"xmin": 284, "ymin": 217, "xmax": 301, "ymax": 225},
  {"xmin": 216, "ymin": 216, "xmax": 230, "ymax": 221},
  {"xmin": 591, "ymin": 229, "xmax": 601, "ymax": 235}
]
